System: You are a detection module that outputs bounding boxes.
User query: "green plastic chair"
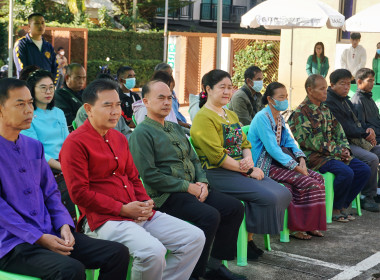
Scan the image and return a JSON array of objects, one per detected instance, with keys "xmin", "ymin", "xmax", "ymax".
[
  {"xmin": 241, "ymin": 125, "xmax": 249, "ymax": 135},
  {"xmin": 0, "ymin": 271, "xmax": 40, "ymax": 280},
  {"xmin": 132, "ymin": 115, "xmax": 137, "ymax": 126},
  {"xmin": 72, "ymin": 120, "xmax": 78, "ymax": 130},
  {"xmin": 320, "ymin": 172, "xmax": 362, "ymax": 223}
]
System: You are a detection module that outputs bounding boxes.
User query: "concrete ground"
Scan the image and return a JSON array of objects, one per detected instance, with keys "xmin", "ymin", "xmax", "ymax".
[{"xmin": 178, "ymin": 106, "xmax": 380, "ymax": 280}]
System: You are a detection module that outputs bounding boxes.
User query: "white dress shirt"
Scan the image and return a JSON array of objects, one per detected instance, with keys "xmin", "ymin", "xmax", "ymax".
[{"xmin": 340, "ymin": 45, "xmax": 367, "ymax": 78}]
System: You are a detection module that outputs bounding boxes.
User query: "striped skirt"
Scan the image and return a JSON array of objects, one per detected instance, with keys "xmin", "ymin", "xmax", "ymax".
[{"xmin": 269, "ymin": 165, "xmax": 327, "ymax": 231}]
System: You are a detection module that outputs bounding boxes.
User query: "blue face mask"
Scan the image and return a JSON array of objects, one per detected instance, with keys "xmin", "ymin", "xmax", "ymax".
[
  {"xmin": 377, "ymin": 49, "xmax": 380, "ymax": 55},
  {"xmin": 124, "ymin": 78, "xmax": 136, "ymax": 90},
  {"xmin": 251, "ymin": 80, "xmax": 263, "ymax": 92},
  {"xmin": 271, "ymin": 97, "xmax": 288, "ymax": 111}
]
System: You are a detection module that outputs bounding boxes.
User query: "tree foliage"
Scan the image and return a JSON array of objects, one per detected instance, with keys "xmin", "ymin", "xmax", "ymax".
[{"xmin": 232, "ymin": 41, "xmax": 278, "ymax": 89}]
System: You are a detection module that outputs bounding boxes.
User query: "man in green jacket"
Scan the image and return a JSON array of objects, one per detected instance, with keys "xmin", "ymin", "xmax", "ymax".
[
  {"xmin": 129, "ymin": 80, "xmax": 247, "ymax": 280},
  {"xmin": 229, "ymin": 66, "xmax": 264, "ymax": 125}
]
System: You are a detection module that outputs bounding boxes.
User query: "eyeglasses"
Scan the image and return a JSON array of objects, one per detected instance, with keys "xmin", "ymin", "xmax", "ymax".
[{"xmin": 37, "ymin": 85, "xmax": 55, "ymax": 93}]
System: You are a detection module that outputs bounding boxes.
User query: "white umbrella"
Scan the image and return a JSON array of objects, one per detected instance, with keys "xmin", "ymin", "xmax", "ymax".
[
  {"xmin": 240, "ymin": 0, "xmax": 345, "ymax": 107},
  {"xmin": 343, "ymin": 3, "xmax": 380, "ymax": 33}
]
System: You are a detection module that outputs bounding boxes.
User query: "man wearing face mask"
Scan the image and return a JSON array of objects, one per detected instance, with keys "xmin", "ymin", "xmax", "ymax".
[
  {"xmin": 229, "ymin": 66, "xmax": 265, "ymax": 126},
  {"xmin": 117, "ymin": 66, "xmax": 141, "ymax": 128}
]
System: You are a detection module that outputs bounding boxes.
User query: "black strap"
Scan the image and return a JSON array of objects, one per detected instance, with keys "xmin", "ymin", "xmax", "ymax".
[
  {"xmin": 344, "ymin": 100, "xmax": 361, "ymax": 128},
  {"xmin": 241, "ymin": 86, "xmax": 257, "ymax": 111}
]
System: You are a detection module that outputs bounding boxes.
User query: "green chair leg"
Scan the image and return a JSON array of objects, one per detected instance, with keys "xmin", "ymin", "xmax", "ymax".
[
  {"xmin": 320, "ymin": 172, "xmax": 335, "ymax": 224},
  {"xmin": 352, "ymin": 193, "xmax": 362, "ymax": 216},
  {"xmin": 280, "ymin": 209, "xmax": 289, "ymax": 243},
  {"xmin": 222, "ymin": 260, "xmax": 228, "ymax": 268},
  {"xmin": 126, "ymin": 256, "xmax": 133, "ymax": 280},
  {"xmin": 0, "ymin": 271, "xmax": 40, "ymax": 280},
  {"xmin": 236, "ymin": 202, "xmax": 248, "ymax": 267},
  {"xmin": 264, "ymin": 234, "xmax": 271, "ymax": 251}
]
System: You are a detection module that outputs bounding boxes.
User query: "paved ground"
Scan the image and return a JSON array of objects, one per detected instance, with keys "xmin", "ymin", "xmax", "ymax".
[{"xmin": 178, "ymin": 106, "xmax": 380, "ymax": 280}]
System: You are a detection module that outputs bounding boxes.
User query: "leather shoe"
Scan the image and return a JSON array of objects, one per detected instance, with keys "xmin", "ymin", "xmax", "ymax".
[
  {"xmin": 361, "ymin": 197, "xmax": 380, "ymax": 212},
  {"xmin": 248, "ymin": 240, "xmax": 264, "ymax": 256},
  {"xmin": 204, "ymin": 264, "xmax": 247, "ymax": 280}
]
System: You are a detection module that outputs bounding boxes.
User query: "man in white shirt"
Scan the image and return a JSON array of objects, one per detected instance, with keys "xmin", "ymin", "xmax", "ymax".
[{"xmin": 340, "ymin": 33, "xmax": 367, "ymax": 82}]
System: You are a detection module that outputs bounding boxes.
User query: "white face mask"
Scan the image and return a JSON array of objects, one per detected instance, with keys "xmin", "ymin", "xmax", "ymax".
[{"xmin": 59, "ymin": 51, "xmax": 65, "ymax": 56}]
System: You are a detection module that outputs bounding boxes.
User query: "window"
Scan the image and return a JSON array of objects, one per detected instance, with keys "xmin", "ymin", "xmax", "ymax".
[{"xmin": 338, "ymin": 0, "xmax": 356, "ymax": 42}]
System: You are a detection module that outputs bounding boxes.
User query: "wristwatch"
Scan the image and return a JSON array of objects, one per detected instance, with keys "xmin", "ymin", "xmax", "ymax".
[{"xmin": 246, "ymin": 168, "xmax": 254, "ymax": 176}]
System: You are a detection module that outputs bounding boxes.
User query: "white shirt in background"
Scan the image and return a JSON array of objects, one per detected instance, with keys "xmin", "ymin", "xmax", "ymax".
[
  {"xmin": 31, "ymin": 39, "xmax": 43, "ymax": 51},
  {"xmin": 340, "ymin": 45, "xmax": 367, "ymax": 78}
]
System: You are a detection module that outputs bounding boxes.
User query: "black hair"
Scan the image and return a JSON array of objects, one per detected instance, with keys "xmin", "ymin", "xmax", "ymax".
[
  {"xmin": 312, "ymin": 42, "xmax": 326, "ymax": 63},
  {"xmin": 96, "ymin": 73, "xmax": 115, "ymax": 81},
  {"xmin": 28, "ymin": 13, "xmax": 44, "ymax": 23},
  {"xmin": 351, "ymin": 33, "xmax": 361, "ymax": 40},
  {"xmin": 375, "ymin": 42, "xmax": 380, "ymax": 59},
  {"xmin": 19, "ymin": 65, "xmax": 40, "ymax": 81},
  {"xmin": 82, "ymin": 79, "xmax": 119, "ymax": 105},
  {"xmin": 154, "ymin": 63, "xmax": 171, "ymax": 72},
  {"xmin": 141, "ymin": 80, "xmax": 164, "ymax": 98},
  {"xmin": 199, "ymin": 69, "xmax": 231, "ymax": 108},
  {"xmin": 262, "ymin": 82, "xmax": 286, "ymax": 105},
  {"xmin": 356, "ymin": 68, "xmax": 375, "ymax": 82},
  {"xmin": 26, "ymin": 70, "xmax": 55, "ymax": 110},
  {"xmin": 66, "ymin": 63, "xmax": 84, "ymax": 77},
  {"xmin": 244, "ymin": 66, "xmax": 262, "ymax": 83},
  {"xmin": 151, "ymin": 71, "xmax": 174, "ymax": 88},
  {"xmin": 117, "ymin": 66, "xmax": 133, "ymax": 79},
  {"xmin": 0, "ymin": 78, "xmax": 28, "ymax": 105},
  {"xmin": 57, "ymin": 47, "xmax": 64, "ymax": 51},
  {"xmin": 305, "ymin": 74, "xmax": 325, "ymax": 93},
  {"xmin": 329, "ymin": 69, "xmax": 352, "ymax": 84}
]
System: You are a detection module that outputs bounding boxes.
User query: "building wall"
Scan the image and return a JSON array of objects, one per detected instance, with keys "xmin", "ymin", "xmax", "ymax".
[{"xmin": 278, "ymin": 0, "xmax": 379, "ymax": 109}]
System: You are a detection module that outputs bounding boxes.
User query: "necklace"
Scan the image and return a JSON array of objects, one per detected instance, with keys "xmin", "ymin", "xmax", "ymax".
[{"xmin": 218, "ymin": 109, "xmax": 230, "ymax": 123}]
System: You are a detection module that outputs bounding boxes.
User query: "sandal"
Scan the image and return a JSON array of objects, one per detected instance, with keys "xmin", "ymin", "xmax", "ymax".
[
  {"xmin": 307, "ymin": 230, "xmax": 324, "ymax": 237},
  {"xmin": 290, "ymin": 231, "xmax": 312, "ymax": 240},
  {"xmin": 341, "ymin": 211, "xmax": 355, "ymax": 221},
  {"xmin": 332, "ymin": 214, "xmax": 349, "ymax": 223}
]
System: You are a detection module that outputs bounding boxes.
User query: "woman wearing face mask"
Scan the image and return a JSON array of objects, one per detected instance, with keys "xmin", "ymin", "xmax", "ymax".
[
  {"xmin": 372, "ymin": 42, "xmax": 380, "ymax": 85},
  {"xmin": 56, "ymin": 47, "xmax": 68, "ymax": 89},
  {"xmin": 248, "ymin": 82, "xmax": 327, "ymax": 240},
  {"xmin": 117, "ymin": 65, "xmax": 141, "ymax": 128},
  {"xmin": 21, "ymin": 70, "xmax": 76, "ymax": 222},
  {"xmin": 306, "ymin": 42, "xmax": 329, "ymax": 78},
  {"xmin": 191, "ymin": 70, "xmax": 292, "ymax": 260}
]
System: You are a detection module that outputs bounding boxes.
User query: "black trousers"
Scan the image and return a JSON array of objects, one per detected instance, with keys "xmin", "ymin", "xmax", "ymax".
[
  {"xmin": 0, "ymin": 231, "xmax": 129, "ymax": 280},
  {"xmin": 159, "ymin": 189, "xmax": 244, "ymax": 277}
]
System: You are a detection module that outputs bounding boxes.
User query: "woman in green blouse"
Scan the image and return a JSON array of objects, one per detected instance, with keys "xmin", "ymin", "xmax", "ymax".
[
  {"xmin": 190, "ymin": 70, "xmax": 291, "ymax": 259},
  {"xmin": 306, "ymin": 42, "xmax": 329, "ymax": 78},
  {"xmin": 373, "ymin": 42, "xmax": 380, "ymax": 85}
]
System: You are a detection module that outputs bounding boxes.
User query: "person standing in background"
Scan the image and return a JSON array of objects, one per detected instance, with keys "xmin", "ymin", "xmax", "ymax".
[
  {"xmin": 306, "ymin": 42, "xmax": 329, "ymax": 78},
  {"xmin": 372, "ymin": 42, "xmax": 380, "ymax": 85},
  {"xmin": 56, "ymin": 47, "xmax": 68, "ymax": 89},
  {"xmin": 340, "ymin": 33, "xmax": 367, "ymax": 82}
]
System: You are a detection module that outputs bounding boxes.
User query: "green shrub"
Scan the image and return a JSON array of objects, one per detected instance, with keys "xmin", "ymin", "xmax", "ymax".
[
  {"xmin": 232, "ymin": 41, "xmax": 279, "ymax": 89},
  {"xmin": 87, "ymin": 58, "xmax": 162, "ymax": 86},
  {"xmin": 88, "ymin": 29, "xmax": 163, "ymax": 61}
]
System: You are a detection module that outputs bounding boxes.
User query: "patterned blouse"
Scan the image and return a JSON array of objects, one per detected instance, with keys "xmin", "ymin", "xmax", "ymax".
[{"xmin": 190, "ymin": 107, "xmax": 251, "ymax": 169}]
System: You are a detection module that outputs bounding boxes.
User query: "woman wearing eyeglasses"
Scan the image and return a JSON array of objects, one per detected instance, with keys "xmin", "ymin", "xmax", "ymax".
[{"xmin": 21, "ymin": 70, "xmax": 76, "ymax": 221}]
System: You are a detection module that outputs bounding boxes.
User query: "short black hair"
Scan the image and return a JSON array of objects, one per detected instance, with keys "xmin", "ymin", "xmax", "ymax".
[
  {"xmin": 66, "ymin": 63, "xmax": 84, "ymax": 76},
  {"xmin": 305, "ymin": 74, "xmax": 325, "ymax": 93},
  {"xmin": 262, "ymin": 82, "xmax": 286, "ymax": 105},
  {"xmin": 351, "ymin": 33, "xmax": 361, "ymax": 40},
  {"xmin": 141, "ymin": 80, "xmax": 162, "ymax": 98},
  {"xmin": 19, "ymin": 65, "xmax": 40, "ymax": 81},
  {"xmin": 0, "ymin": 78, "xmax": 28, "ymax": 106},
  {"xmin": 96, "ymin": 73, "xmax": 115, "ymax": 80},
  {"xmin": 117, "ymin": 66, "xmax": 134, "ymax": 79},
  {"xmin": 82, "ymin": 79, "xmax": 119, "ymax": 105},
  {"xmin": 200, "ymin": 69, "xmax": 231, "ymax": 108},
  {"xmin": 244, "ymin": 66, "xmax": 262, "ymax": 82},
  {"xmin": 28, "ymin": 13, "xmax": 44, "ymax": 23},
  {"xmin": 57, "ymin": 47, "xmax": 64, "ymax": 51},
  {"xmin": 151, "ymin": 71, "xmax": 174, "ymax": 88},
  {"xmin": 356, "ymin": 68, "xmax": 375, "ymax": 81},
  {"xmin": 154, "ymin": 63, "xmax": 171, "ymax": 72},
  {"xmin": 329, "ymin": 69, "xmax": 352, "ymax": 84}
]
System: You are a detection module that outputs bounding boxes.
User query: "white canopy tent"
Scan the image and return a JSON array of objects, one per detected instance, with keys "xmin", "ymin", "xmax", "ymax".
[
  {"xmin": 240, "ymin": 0, "xmax": 345, "ymax": 107},
  {"xmin": 343, "ymin": 3, "xmax": 380, "ymax": 33}
]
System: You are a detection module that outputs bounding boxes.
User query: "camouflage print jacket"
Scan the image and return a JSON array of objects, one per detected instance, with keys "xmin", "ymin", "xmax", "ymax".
[{"xmin": 288, "ymin": 96, "xmax": 352, "ymax": 170}]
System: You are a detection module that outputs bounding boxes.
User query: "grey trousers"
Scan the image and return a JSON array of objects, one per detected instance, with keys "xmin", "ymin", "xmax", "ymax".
[
  {"xmin": 350, "ymin": 144, "xmax": 380, "ymax": 198},
  {"xmin": 84, "ymin": 211, "xmax": 205, "ymax": 280}
]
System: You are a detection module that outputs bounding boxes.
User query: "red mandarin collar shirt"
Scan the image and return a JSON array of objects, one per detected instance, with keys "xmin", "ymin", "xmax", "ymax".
[{"xmin": 60, "ymin": 119, "xmax": 152, "ymax": 231}]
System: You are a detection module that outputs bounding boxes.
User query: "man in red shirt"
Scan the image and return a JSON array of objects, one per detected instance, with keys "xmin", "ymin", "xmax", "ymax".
[{"xmin": 60, "ymin": 79, "xmax": 205, "ymax": 280}]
